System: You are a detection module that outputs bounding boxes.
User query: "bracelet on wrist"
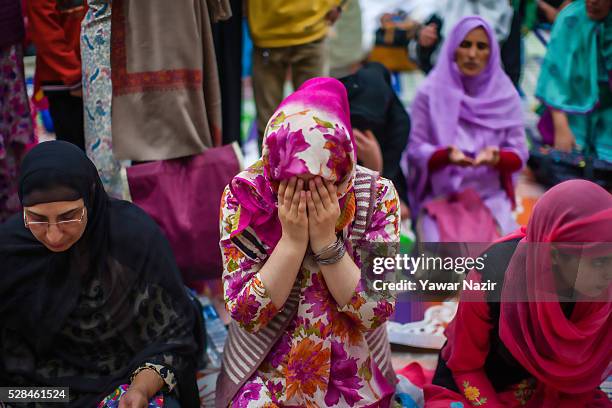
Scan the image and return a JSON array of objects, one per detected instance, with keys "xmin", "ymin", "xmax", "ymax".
[{"xmin": 313, "ymin": 236, "xmax": 346, "ymax": 265}]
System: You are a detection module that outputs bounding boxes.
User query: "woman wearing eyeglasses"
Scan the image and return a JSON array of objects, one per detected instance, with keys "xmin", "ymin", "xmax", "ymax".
[{"xmin": 0, "ymin": 141, "xmax": 202, "ymax": 408}]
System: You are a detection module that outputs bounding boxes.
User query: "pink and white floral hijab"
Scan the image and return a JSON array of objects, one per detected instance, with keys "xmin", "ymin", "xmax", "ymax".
[{"xmin": 228, "ymin": 78, "xmax": 357, "ymax": 251}]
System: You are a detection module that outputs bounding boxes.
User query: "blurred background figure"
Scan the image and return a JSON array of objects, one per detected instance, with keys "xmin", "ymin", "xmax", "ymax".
[
  {"xmin": 327, "ymin": 0, "xmax": 367, "ymax": 78},
  {"xmin": 213, "ymin": 0, "xmax": 243, "ymax": 146},
  {"xmin": 408, "ymin": 0, "xmax": 516, "ymax": 80},
  {"xmin": 339, "ymin": 62, "xmax": 411, "ymax": 219},
  {"xmin": 248, "ymin": 0, "xmax": 343, "ymax": 146},
  {"xmin": 535, "ymin": 0, "xmax": 574, "ymax": 23},
  {"xmin": 109, "ymin": 0, "xmax": 230, "ymax": 163},
  {"xmin": 407, "ymin": 17, "xmax": 527, "ymax": 242},
  {"xmin": 81, "ymin": 0, "xmax": 125, "ymax": 199},
  {"xmin": 0, "ymin": 0, "xmax": 35, "ymax": 222},
  {"xmin": 26, "ymin": 0, "xmax": 85, "ymax": 150},
  {"xmin": 534, "ymin": 0, "xmax": 611, "ymax": 171}
]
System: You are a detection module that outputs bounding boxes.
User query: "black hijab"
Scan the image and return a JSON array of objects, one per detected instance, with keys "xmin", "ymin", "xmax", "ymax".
[
  {"xmin": 0, "ymin": 141, "xmax": 200, "ymax": 406},
  {"xmin": 340, "ymin": 62, "xmax": 410, "ymax": 203}
]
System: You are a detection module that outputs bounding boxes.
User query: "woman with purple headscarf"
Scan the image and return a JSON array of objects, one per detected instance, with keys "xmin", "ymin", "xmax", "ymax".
[{"xmin": 406, "ymin": 16, "xmax": 528, "ymax": 243}]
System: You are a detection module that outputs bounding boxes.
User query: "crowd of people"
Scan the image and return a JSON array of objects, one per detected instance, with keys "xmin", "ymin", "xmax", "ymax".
[{"xmin": 0, "ymin": 0, "xmax": 611, "ymax": 407}]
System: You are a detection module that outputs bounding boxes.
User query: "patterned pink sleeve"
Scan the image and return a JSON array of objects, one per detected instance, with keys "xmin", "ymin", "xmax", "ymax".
[
  {"xmin": 219, "ymin": 186, "xmax": 279, "ymax": 333},
  {"xmin": 338, "ymin": 177, "xmax": 399, "ymax": 330}
]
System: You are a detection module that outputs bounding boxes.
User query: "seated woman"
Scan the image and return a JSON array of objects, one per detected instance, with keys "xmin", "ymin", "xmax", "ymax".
[
  {"xmin": 425, "ymin": 179, "xmax": 612, "ymax": 407},
  {"xmin": 339, "ymin": 62, "xmax": 411, "ymax": 219},
  {"xmin": 0, "ymin": 141, "xmax": 201, "ymax": 407},
  {"xmin": 407, "ymin": 16, "xmax": 528, "ymax": 242},
  {"xmin": 216, "ymin": 78, "xmax": 400, "ymax": 407},
  {"xmin": 535, "ymin": 0, "xmax": 612, "ymax": 168}
]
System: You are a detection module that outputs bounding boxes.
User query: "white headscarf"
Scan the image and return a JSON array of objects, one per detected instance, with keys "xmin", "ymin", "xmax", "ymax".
[
  {"xmin": 438, "ymin": 0, "xmax": 514, "ymax": 42},
  {"xmin": 408, "ymin": 0, "xmax": 513, "ymax": 68}
]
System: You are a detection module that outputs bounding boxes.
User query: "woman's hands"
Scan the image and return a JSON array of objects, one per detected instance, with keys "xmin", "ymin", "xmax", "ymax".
[
  {"xmin": 118, "ymin": 368, "xmax": 164, "ymax": 408},
  {"xmin": 553, "ymin": 125, "xmax": 577, "ymax": 153},
  {"xmin": 448, "ymin": 146, "xmax": 474, "ymax": 166},
  {"xmin": 275, "ymin": 177, "xmax": 359, "ymax": 309},
  {"xmin": 118, "ymin": 387, "xmax": 148, "ymax": 408},
  {"xmin": 551, "ymin": 109, "xmax": 577, "ymax": 152},
  {"xmin": 277, "ymin": 177, "xmax": 341, "ymax": 254},
  {"xmin": 278, "ymin": 178, "xmax": 308, "ymax": 251},
  {"xmin": 354, "ymin": 129, "xmax": 383, "ymax": 173},
  {"xmin": 448, "ymin": 146, "xmax": 500, "ymax": 167},
  {"xmin": 537, "ymin": 0, "xmax": 560, "ymax": 23},
  {"xmin": 306, "ymin": 177, "xmax": 341, "ymax": 254},
  {"xmin": 418, "ymin": 22, "xmax": 439, "ymax": 47},
  {"xmin": 474, "ymin": 146, "xmax": 500, "ymax": 166}
]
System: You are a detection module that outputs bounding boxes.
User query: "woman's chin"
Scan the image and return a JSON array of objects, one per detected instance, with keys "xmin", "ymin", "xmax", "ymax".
[{"xmin": 44, "ymin": 243, "xmax": 70, "ymax": 252}]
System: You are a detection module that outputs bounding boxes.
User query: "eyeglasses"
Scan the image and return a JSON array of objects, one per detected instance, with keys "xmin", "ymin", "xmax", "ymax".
[{"xmin": 23, "ymin": 207, "xmax": 86, "ymax": 231}]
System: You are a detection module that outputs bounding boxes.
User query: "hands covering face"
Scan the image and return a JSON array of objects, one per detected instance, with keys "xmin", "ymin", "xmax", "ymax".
[{"xmin": 277, "ymin": 176, "xmax": 341, "ymax": 254}]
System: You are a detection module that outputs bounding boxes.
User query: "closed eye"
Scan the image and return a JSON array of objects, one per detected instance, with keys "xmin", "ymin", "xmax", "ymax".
[
  {"xmin": 59, "ymin": 209, "xmax": 81, "ymax": 220},
  {"xmin": 26, "ymin": 212, "xmax": 47, "ymax": 222}
]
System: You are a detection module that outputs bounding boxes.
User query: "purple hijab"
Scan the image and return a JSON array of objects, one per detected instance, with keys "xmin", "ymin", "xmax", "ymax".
[{"xmin": 406, "ymin": 16, "xmax": 526, "ymax": 219}]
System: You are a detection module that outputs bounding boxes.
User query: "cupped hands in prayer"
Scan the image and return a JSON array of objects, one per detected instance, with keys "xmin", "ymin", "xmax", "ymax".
[{"xmin": 449, "ymin": 145, "xmax": 500, "ymax": 167}]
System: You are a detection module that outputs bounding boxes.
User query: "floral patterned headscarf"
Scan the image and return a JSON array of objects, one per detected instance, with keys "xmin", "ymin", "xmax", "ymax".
[{"xmin": 229, "ymin": 78, "xmax": 357, "ymax": 251}]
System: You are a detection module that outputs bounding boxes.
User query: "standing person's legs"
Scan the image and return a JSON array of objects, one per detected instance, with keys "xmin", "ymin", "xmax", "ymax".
[
  {"xmin": 501, "ymin": 6, "xmax": 523, "ymax": 88},
  {"xmin": 290, "ymin": 38, "xmax": 327, "ymax": 90},
  {"xmin": 252, "ymin": 45, "xmax": 288, "ymax": 146},
  {"xmin": 212, "ymin": 0, "xmax": 243, "ymax": 145},
  {"xmin": 46, "ymin": 91, "xmax": 85, "ymax": 151}
]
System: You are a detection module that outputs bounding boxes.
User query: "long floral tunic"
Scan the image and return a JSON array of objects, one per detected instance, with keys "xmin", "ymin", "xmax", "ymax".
[{"xmin": 219, "ymin": 175, "xmax": 400, "ymax": 408}]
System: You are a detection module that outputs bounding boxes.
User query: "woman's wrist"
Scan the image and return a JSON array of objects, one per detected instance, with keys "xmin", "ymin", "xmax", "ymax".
[
  {"xmin": 313, "ymin": 236, "xmax": 346, "ymax": 265},
  {"xmin": 310, "ymin": 233, "xmax": 337, "ymax": 254},
  {"xmin": 130, "ymin": 368, "xmax": 164, "ymax": 399},
  {"xmin": 551, "ymin": 109, "xmax": 569, "ymax": 129},
  {"xmin": 278, "ymin": 234, "xmax": 309, "ymax": 255},
  {"xmin": 127, "ymin": 384, "xmax": 149, "ymax": 399}
]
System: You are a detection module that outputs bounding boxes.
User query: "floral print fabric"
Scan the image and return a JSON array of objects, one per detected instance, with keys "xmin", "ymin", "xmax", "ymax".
[
  {"xmin": 0, "ymin": 43, "xmax": 34, "ymax": 222},
  {"xmin": 130, "ymin": 362, "xmax": 177, "ymax": 393},
  {"xmin": 426, "ymin": 378, "xmax": 541, "ymax": 407},
  {"xmin": 82, "ymin": 0, "xmax": 127, "ymax": 199},
  {"xmin": 220, "ymin": 169, "xmax": 400, "ymax": 407},
  {"xmin": 97, "ymin": 384, "xmax": 164, "ymax": 408}
]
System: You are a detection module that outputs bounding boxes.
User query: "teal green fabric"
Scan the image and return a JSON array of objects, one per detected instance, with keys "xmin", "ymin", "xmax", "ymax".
[
  {"xmin": 536, "ymin": 0, "xmax": 612, "ymax": 161},
  {"xmin": 522, "ymin": 0, "xmax": 538, "ymax": 32},
  {"xmin": 536, "ymin": 0, "xmax": 612, "ymax": 113},
  {"xmin": 568, "ymin": 84, "xmax": 612, "ymax": 161}
]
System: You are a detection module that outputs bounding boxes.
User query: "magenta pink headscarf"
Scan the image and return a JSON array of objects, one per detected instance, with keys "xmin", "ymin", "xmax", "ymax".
[
  {"xmin": 500, "ymin": 180, "xmax": 612, "ymax": 407},
  {"xmin": 228, "ymin": 78, "xmax": 357, "ymax": 251}
]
